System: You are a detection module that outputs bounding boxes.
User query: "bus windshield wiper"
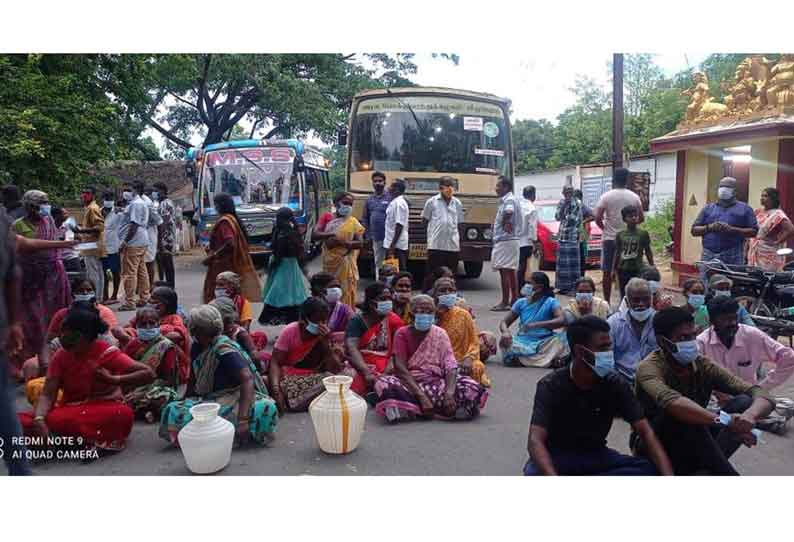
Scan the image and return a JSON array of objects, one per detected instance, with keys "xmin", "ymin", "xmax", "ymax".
[{"xmin": 386, "ymin": 88, "xmax": 427, "ymax": 135}]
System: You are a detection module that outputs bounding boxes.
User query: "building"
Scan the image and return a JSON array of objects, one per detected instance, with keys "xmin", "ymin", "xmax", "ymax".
[{"xmin": 515, "ymin": 152, "xmax": 677, "ymax": 214}]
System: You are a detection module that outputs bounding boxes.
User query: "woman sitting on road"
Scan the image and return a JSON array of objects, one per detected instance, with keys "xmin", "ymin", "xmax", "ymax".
[
  {"xmin": 564, "ymin": 276, "xmax": 611, "ymax": 322},
  {"xmin": 18, "ymin": 304, "xmax": 155, "ymax": 454},
  {"xmin": 499, "ymin": 271, "xmax": 567, "ymax": 368},
  {"xmin": 123, "ymin": 306, "xmax": 182, "ymax": 422},
  {"xmin": 215, "ymin": 271, "xmax": 254, "ymax": 330},
  {"xmin": 422, "ymin": 266, "xmax": 454, "ymax": 295},
  {"xmin": 391, "ymin": 271, "xmax": 414, "ymax": 324},
  {"xmin": 310, "ymin": 271, "xmax": 354, "ymax": 333},
  {"xmin": 269, "ymin": 297, "xmax": 346, "ymax": 413},
  {"xmin": 681, "ymin": 278, "xmax": 707, "ymax": 333},
  {"xmin": 378, "ymin": 263, "xmax": 398, "ymax": 286},
  {"xmin": 345, "ymin": 281, "xmax": 404, "ymax": 397},
  {"xmin": 210, "ymin": 296, "xmax": 267, "ymax": 373},
  {"xmin": 374, "ymin": 294, "xmax": 488, "ymax": 423},
  {"xmin": 432, "ymin": 277, "xmax": 491, "ymax": 388},
  {"xmin": 159, "ymin": 305, "xmax": 278, "ymax": 446}
]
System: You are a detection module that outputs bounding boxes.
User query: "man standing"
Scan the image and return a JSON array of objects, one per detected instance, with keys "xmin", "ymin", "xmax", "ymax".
[
  {"xmin": 422, "ymin": 176, "xmax": 464, "ymax": 290},
  {"xmin": 692, "ymin": 176, "xmax": 758, "ymax": 284},
  {"xmin": 491, "ymin": 177, "xmax": 521, "ymax": 311},
  {"xmin": 524, "ymin": 315, "xmax": 672, "ymax": 476},
  {"xmin": 574, "ymin": 189, "xmax": 594, "ymax": 278},
  {"xmin": 118, "ymin": 181, "xmax": 151, "ymax": 311},
  {"xmin": 0, "ymin": 206, "xmax": 32, "ymax": 475},
  {"xmin": 636, "ymin": 306, "xmax": 775, "ymax": 475},
  {"xmin": 1, "ymin": 185, "xmax": 26, "ymax": 221},
  {"xmin": 554, "ymin": 185, "xmax": 583, "ymax": 295},
  {"xmin": 100, "ymin": 190, "xmax": 122, "ymax": 303},
  {"xmin": 361, "ymin": 171, "xmax": 391, "ymax": 279},
  {"xmin": 607, "ymin": 278, "xmax": 658, "ymax": 382},
  {"xmin": 595, "ymin": 167, "xmax": 643, "ymax": 305},
  {"xmin": 518, "ymin": 185, "xmax": 538, "ymax": 290},
  {"xmin": 142, "ymin": 186, "xmax": 162, "ymax": 289},
  {"xmin": 75, "ymin": 186, "xmax": 105, "ymax": 302},
  {"xmin": 384, "ymin": 178, "xmax": 409, "ymax": 272},
  {"xmin": 153, "ymin": 182, "xmax": 177, "ymax": 289}
]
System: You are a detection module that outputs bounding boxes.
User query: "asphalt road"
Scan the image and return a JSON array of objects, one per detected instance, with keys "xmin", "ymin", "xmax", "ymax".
[{"xmin": 13, "ymin": 253, "xmax": 794, "ymax": 475}]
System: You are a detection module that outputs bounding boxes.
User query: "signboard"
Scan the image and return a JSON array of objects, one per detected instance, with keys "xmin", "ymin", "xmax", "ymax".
[{"xmin": 580, "ymin": 171, "xmax": 650, "ymax": 211}]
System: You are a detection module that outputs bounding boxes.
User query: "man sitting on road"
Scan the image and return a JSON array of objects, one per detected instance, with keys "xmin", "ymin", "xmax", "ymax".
[
  {"xmin": 524, "ymin": 315, "xmax": 672, "ymax": 476},
  {"xmin": 635, "ymin": 307, "xmax": 775, "ymax": 475},
  {"xmin": 607, "ymin": 278, "xmax": 657, "ymax": 382}
]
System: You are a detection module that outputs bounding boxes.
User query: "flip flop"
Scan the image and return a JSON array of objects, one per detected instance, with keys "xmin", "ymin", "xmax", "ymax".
[{"xmin": 490, "ymin": 304, "xmax": 511, "ymax": 312}]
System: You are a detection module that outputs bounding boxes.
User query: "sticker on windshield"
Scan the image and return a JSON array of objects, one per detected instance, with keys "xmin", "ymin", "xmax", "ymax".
[
  {"xmin": 474, "ymin": 148, "xmax": 505, "ymax": 157},
  {"xmin": 475, "ymin": 167, "xmax": 499, "ymax": 174},
  {"xmin": 463, "ymin": 117, "xmax": 483, "ymax": 131},
  {"xmin": 483, "ymin": 122, "xmax": 499, "ymax": 138}
]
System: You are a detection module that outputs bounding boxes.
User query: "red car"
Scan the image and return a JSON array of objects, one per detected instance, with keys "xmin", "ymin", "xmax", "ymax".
[{"xmin": 532, "ymin": 199, "xmax": 603, "ymax": 271}]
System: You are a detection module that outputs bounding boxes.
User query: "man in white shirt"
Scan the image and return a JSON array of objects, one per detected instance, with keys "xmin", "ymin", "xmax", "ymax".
[
  {"xmin": 118, "ymin": 181, "xmax": 151, "ymax": 311},
  {"xmin": 518, "ymin": 185, "xmax": 538, "ymax": 290},
  {"xmin": 491, "ymin": 177, "xmax": 522, "ymax": 311},
  {"xmin": 100, "ymin": 190, "xmax": 122, "ymax": 303},
  {"xmin": 384, "ymin": 178, "xmax": 409, "ymax": 272},
  {"xmin": 142, "ymin": 186, "xmax": 162, "ymax": 289},
  {"xmin": 421, "ymin": 176, "xmax": 464, "ymax": 290},
  {"xmin": 595, "ymin": 167, "xmax": 643, "ymax": 305}
]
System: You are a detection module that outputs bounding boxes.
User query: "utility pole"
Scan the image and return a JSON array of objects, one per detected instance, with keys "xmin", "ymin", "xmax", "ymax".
[{"xmin": 612, "ymin": 53, "xmax": 624, "ymax": 171}]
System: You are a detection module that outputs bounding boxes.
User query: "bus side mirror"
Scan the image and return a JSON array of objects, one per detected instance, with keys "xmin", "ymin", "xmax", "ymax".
[{"xmin": 337, "ymin": 128, "xmax": 347, "ymax": 146}]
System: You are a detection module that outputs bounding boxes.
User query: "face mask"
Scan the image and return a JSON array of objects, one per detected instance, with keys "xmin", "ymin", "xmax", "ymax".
[
  {"xmin": 152, "ymin": 191, "xmax": 160, "ymax": 201},
  {"xmin": 520, "ymin": 284, "xmax": 534, "ymax": 297},
  {"xmin": 414, "ymin": 313, "xmax": 435, "ymax": 331},
  {"xmin": 688, "ymin": 294, "xmax": 705, "ymax": 308},
  {"xmin": 384, "ymin": 276, "xmax": 395, "ymax": 287},
  {"xmin": 376, "ymin": 300, "xmax": 393, "ymax": 315},
  {"xmin": 630, "ymin": 307, "xmax": 654, "ymax": 322},
  {"xmin": 122, "ymin": 191, "xmax": 133, "ymax": 201},
  {"xmin": 39, "ymin": 204, "xmax": 51, "ymax": 216},
  {"xmin": 647, "ymin": 281, "xmax": 661, "ymax": 295},
  {"xmin": 214, "ymin": 288, "xmax": 229, "ymax": 299},
  {"xmin": 584, "ymin": 348, "xmax": 615, "ymax": 378},
  {"xmin": 305, "ymin": 320, "xmax": 320, "ymax": 335},
  {"xmin": 713, "ymin": 289, "xmax": 731, "ymax": 298},
  {"xmin": 325, "ymin": 287, "xmax": 342, "ymax": 304},
  {"xmin": 575, "ymin": 292, "xmax": 594, "ymax": 303},
  {"xmin": 81, "ymin": 194, "xmax": 93, "ymax": 205},
  {"xmin": 337, "ymin": 204, "xmax": 352, "ymax": 217},
  {"xmin": 103, "ymin": 200, "xmax": 114, "ymax": 209},
  {"xmin": 394, "ymin": 292, "xmax": 410, "ymax": 303},
  {"xmin": 668, "ymin": 339, "xmax": 698, "ymax": 366},
  {"xmin": 73, "ymin": 293, "xmax": 96, "ymax": 303},
  {"xmin": 438, "ymin": 292, "xmax": 458, "ymax": 308},
  {"xmin": 718, "ymin": 187, "xmax": 735, "ymax": 200},
  {"xmin": 137, "ymin": 327, "xmax": 161, "ymax": 342}
]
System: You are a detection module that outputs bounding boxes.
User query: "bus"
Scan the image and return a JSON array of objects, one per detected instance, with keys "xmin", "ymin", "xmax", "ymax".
[
  {"xmin": 186, "ymin": 138, "xmax": 332, "ymax": 260},
  {"xmin": 343, "ymin": 87, "xmax": 513, "ymax": 278}
]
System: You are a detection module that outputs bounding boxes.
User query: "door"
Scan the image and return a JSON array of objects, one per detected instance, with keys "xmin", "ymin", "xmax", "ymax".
[{"xmin": 723, "ymin": 158, "xmax": 750, "ymax": 203}]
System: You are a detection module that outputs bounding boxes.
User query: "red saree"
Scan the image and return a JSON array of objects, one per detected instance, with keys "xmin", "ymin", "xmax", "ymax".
[
  {"xmin": 126, "ymin": 314, "xmax": 190, "ymax": 383},
  {"xmin": 349, "ymin": 312, "xmax": 404, "ymax": 395},
  {"xmin": 202, "ymin": 215, "xmax": 261, "ymax": 303}
]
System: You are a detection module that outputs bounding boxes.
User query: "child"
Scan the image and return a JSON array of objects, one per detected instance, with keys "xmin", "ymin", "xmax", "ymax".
[{"xmin": 613, "ymin": 205, "xmax": 653, "ymax": 300}]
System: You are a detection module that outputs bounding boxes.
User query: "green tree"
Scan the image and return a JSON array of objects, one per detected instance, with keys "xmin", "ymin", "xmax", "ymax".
[
  {"xmin": 325, "ymin": 145, "xmax": 347, "ymax": 193},
  {"xmin": 512, "ymin": 118, "xmax": 556, "ymax": 173}
]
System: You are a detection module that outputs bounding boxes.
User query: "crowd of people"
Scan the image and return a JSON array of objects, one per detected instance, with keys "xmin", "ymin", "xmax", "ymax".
[{"xmin": 1, "ymin": 166, "xmax": 793, "ymax": 477}]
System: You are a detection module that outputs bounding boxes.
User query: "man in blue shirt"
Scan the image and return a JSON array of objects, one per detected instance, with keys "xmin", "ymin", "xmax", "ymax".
[
  {"xmin": 692, "ymin": 177, "xmax": 758, "ymax": 280},
  {"xmin": 360, "ymin": 171, "xmax": 391, "ymax": 280},
  {"xmin": 607, "ymin": 277, "xmax": 658, "ymax": 382}
]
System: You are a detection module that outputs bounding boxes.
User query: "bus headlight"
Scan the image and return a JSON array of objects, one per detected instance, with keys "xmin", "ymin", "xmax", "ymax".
[
  {"xmin": 483, "ymin": 228, "xmax": 493, "ymax": 240},
  {"xmin": 466, "ymin": 227, "xmax": 479, "ymax": 240}
]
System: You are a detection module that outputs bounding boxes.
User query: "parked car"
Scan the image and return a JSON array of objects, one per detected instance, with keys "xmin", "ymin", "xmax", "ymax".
[{"xmin": 532, "ymin": 199, "xmax": 603, "ymax": 271}]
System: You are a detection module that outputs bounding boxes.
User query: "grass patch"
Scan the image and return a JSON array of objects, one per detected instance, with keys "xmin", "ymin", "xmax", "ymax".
[{"xmin": 643, "ymin": 199, "xmax": 674, "ymax": 255}]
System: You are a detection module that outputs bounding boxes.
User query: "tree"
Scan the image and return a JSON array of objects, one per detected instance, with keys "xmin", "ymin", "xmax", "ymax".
[
  {"xmin": 512, "ymin": 119, "xmax": 555, "ymax": 173},
  {"xmin": 622, "ymin": 54, "xmax": 665, "ymax": 117},
  {"xmin": 325, "ymin": 145, "xmax": 347, "ymax": 193}
]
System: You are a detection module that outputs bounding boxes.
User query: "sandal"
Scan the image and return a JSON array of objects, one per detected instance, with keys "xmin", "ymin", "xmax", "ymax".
[
  {"xmin": 117, "ymin": 304, "xmax": 137, "ymax": 312},
  {"xmin": 490, "ymin": 304, "xmax": 511, "ymax": 312}
]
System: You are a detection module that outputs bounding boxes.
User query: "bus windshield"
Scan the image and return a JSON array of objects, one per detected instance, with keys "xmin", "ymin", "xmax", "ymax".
[
  {"xmin": 201, "ymin": 149, "xmax": 300, "ymax": 209},
  {"xmin": 351, "ymin": 96, "xmax": 509, "ymax": 176}
]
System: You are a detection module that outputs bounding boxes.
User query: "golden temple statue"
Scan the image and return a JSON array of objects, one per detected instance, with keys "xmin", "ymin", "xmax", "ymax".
[
  {"xmin": 767, "ymin": 54, "xmax": 794, "ymax": 108},
  {"xmin": 724, "ymin": 58, "xmax": 763, "ymax": 114},
  {"xmin": 682, "ymin": 72, "xmax": 727, "ymax": 122}
]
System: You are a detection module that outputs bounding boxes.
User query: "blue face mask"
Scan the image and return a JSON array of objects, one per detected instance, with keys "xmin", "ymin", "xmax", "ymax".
[
  {"xmin": 376, "ymin": 300, "xmax": 393, "ymax": 315},
  {"xmin": 73, "ymin": 293, "xmax": 96, "ymax": 303},
  {"xmin": 414, "ymin": 313, "xmax": 435, "ymax": 331},
  {"xmin": 137, "ymin": 327, "xmax": 161, "ymax": 342},
  {"xmin": 584, "ymin": 348, "xmax": 615, "ymax": 378},
  {"xmin": 520, "ymin": 284, "xmax": 534, "ymax": 298},
  {"xmin": 337, "ymin": 204, "xmax": 352, "ymax": 217},
  {"xmin": 630, "ymin": 307, "xmax": 654, "ymax": 322},
  {"xmin": 305, "ymin": 320, "xmax": 320, "ymax": 335},
  {"xmin": 688, "ymin": 294, "xmax": 705, "ymax": 308},
  {"xmin": 714, "ymin": 289, "xmax": 731, "ymax": 298},
  {"xmin": 438, "ymin": 292, "xmax": 458, "ymax": 308},
  {"xmin": 668, "ymin": 339, "xmax": 699, "ymax": 366},
  {"xmin": 39, "ymin": 204, "xmax": 52, "ymax": 216},
  {"xmin": 575, "ymin": 292, "xmax": 594, "ymax": 303},
  {"xmin": 647, "ymin": 281, "xmax": 661, "ymax": 295}
]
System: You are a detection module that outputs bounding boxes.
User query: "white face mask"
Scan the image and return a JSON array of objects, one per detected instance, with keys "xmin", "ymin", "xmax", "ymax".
[
  {"xmin": 325, "ymin": 287, "xmax": 342, "ymax": 304},
  {"xmin": 718, "ymin": 186, "xmax": 735, "ymax": 200},
  {"xmin": 630, "ymin": 307, "xmax": 654, "ymax": 322}
]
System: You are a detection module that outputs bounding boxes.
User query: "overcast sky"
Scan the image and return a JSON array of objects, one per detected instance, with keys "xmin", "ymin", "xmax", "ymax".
[{"xmin": 146, "ymin": 52, "xmax": 710, "ymax": 154}]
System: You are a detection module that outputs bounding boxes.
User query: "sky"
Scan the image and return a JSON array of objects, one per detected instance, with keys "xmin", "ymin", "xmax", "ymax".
[{"xmin": 146, "ymin": 52, "xmax": 711, "ymax": 154}]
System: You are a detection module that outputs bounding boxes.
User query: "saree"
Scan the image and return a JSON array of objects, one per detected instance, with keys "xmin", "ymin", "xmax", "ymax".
[
  {"xmin": 437, "ymin": 306, "xmax": 491, "ymax": 388},
  {"xmin": 123, "ymin": 336, "xmax": 180, "ymax": 418},
  {"xmin": 321, "ymin": 215, "xmax": 365, "ymax": 308},
  {"xmin": 277, "ymin": 333, "xmax": 335, "ymax": 412},
  {"xmin": 374, "ymin": 326, "xmax": 488, "ymax": 423},
  {"xmin": 502, "ymin": 297, "xmax": 568, "ymax": 368},
  {"xmin": 328, "ymin": 302, "xmax": 354, "ymax": 333},
  {"xmin": 13, "ymin": 216, "xmax": 71, "ymax": 359},
  {"xmin": 159, "ymin": 336, "xmax": 278, "ymax": 446},
  {"xmin": 202, "ymin": 215, "xmax": 261, "ymax": 303},
  {"xmin": 748, "ymin": 208, "xmax": 790, "ymax": 271},
  {"xmin": 125, "ymin": 314, "xmax": 190, "ymax": 384},
  {"xmin": 18, "ymin": 341, "xmax": 135, "ymax": 451},
  {"xmin": 348, "ymin": 312, "xmax": 404, "ymax": 396}
]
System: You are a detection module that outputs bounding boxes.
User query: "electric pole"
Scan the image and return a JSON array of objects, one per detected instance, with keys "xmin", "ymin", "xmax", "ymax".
[{"xmin": 612, "ymin": 53, "xmax": 624, "ymax": 171}]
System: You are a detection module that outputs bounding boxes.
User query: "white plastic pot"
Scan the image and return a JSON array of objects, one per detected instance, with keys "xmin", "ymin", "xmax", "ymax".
[
  {"xmin": 178, "ymin": 402, "xmax": 235, "ymax": 474},
  {"xmin": 309, "ymin": 375, "xmax": 367, "ymax": 454}
]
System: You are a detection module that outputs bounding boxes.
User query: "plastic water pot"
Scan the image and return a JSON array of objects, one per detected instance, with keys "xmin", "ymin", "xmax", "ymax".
[
  {"xmin": 178, "ymin": 402, "xmax": 235, "ymax": 474},
  {"xmin": 309, "ymin": 375, "xmax": 367, "ymax": 454}
]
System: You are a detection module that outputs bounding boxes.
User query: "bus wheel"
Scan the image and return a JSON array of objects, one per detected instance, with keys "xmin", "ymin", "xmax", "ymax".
[{"xmin": 464, "ymin": 261, "xmax": 483, "ymax": 279}]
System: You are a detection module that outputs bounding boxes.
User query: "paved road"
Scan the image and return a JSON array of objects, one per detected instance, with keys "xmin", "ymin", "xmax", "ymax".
[{"xmin": 14, "ymin": 254, "xmax": 794, "ymax": 475}]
